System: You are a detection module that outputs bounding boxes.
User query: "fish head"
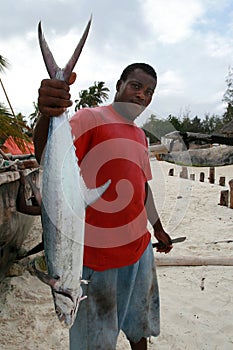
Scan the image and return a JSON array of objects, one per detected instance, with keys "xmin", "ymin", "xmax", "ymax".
[{"xmin": 52, "ymin": 286, "xmax": 83, "ymax": 328}]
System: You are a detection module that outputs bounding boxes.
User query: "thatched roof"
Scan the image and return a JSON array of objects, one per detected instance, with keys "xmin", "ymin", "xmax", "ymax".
[{"xmin": 219, "ymin": 120, "xmax": 233, "ymax": 135}]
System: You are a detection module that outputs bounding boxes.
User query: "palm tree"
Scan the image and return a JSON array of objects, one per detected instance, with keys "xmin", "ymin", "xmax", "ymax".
[
  {"xmin": 0, "ymin": 55, "xmax": 31, "ymax": 153},
  {"xmin": 0, "ymin": 55, "xmax": 9, "ymax": 73},
  {"xmin": 75, "ymin": 81, "xmax": 109, "ymax": 111},
  {"xmin": 29, "ymin": 102, "xmax": 40, "ymax": 129}
]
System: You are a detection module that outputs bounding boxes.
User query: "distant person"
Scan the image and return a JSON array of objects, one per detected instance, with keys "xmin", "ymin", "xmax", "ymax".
[{"xmin": 16, "ymin": 171, "xmax": 43, "ymax": 259}]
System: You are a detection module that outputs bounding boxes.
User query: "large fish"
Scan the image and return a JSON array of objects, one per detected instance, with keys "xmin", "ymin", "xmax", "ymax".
[{"xmin": 31, "ymin": 17, "xmax": 110, "ymax": 327}]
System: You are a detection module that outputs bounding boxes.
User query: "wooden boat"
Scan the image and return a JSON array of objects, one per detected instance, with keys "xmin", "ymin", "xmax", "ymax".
[{"xmin": 0, "ymin": 158, "xmax": 39, "ymax": 281}]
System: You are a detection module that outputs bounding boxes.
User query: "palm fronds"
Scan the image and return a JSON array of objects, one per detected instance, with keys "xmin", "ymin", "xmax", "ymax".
[{"xmin": 0, "ymin": 104, "xmax": 32, "ymax": 153}]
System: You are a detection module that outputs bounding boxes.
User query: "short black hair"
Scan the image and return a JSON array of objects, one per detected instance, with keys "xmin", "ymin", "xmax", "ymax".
[{"xmin": 119, "ymin": 63, "xmax": 157, "ymax": 82}]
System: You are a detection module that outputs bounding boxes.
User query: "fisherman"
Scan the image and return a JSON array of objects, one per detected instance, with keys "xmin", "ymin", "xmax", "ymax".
[
  {"xmin": 34, "ymin": 62, "xmax": 173, "ymax": 350},
  {"xmin": 16, "ymin": 170, "xmax": 42, "ymax": 216}
]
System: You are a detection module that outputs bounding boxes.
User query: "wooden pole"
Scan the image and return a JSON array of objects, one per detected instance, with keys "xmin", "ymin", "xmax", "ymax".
[
  {"xmin": 168, "ymin": 168, "xmax": 174, "ymax": 176},
  {"xmin": 180, "ymin": 166, "xmax": 188, "ymax": 179},
  {"xmin": 209, "ymin": 167, "xmax": 215, "ymax": 184},
  {"xmin": 229, "ymin": 179, "xmax": 233, "ymax": 209},
  {"xmin": 155, "ymin": 256, "xmax": 233, "ymax": 266},
  {"xmin": 200, "ymin": 172, "xmax": 205, "ymax": 182},
  {"xmin": 219, "ymin": 190, "xmax": 229, "ymax": 206},
  {"xmin": 219, "ymin": 176, "xmax": 225, "ymax": 186}
]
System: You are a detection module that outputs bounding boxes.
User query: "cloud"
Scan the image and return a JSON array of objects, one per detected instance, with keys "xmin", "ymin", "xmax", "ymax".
[
  {"xmin": 0, "ymin": 0, "xmax": 232, "ymax": 121},
  {"xmin": 204, "ymin": 33, "xmax": 233, "ymax": 58},
  {"xmin": 157, "ymin": 70, "xmax": 186, "ymax": 96},
  {"xmin": 140, "ymin": 0, "xmax": 205, "ymax": 44}
]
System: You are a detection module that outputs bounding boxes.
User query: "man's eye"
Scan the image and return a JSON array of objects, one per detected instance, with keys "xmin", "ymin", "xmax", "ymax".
[
  {"xmin": 131, "ymin": 83, "xmax": 140, "ymax": 89},
  {"xmin": 146, "ymin": 90, "xmax": 153, "ymax": 97}
]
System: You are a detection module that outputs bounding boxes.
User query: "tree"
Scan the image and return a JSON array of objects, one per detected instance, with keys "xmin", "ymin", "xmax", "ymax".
[
  {"xmin": 29, "ymin": 102, "xmax": 40, "ymax": 129},
  {"xmin": 0, "ymin": 55, "xmax": 9, "ymax": 73},
  {"xmin": 190, "ymin": 116, "xmax": 203, "ymax": 133},
  {"xmin": 201, "ymin": 113, "xmax": 222, "ymax": 134},
  {"xmin": 167, "ymin": 114, "xmax": 182, "ymax": 131},
  {"xmin": 75, "ymin": 81, "xmax": 109, "ymax": 110},
  {"xmin": 222, "ymin": 67, "xmax": 233, "ymax": 126},
  {"xmin": 0, "ymin": 105, "xmax": 31, "ymax": 149},
  {"xmin": 223, "ymin": 66, "xmax": 233, "ymax": 107},
  {"xmin": 142, "ymin": 114, "xmax": 176, "ymax": 143}
]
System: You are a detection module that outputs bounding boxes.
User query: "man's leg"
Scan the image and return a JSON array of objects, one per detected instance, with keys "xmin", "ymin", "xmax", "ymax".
[{"xmin": 130, "ymin": 337, "xmax": 147, "ymax": 350}]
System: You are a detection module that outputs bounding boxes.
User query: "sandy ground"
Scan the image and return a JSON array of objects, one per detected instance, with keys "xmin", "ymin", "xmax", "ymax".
[{"xmin": 0, "ymin": 160, "xmax": 233, "ymax": 349}]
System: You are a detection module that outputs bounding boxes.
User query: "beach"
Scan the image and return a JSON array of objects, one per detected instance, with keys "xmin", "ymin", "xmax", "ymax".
[{"xmin": 0, "ymin": 160, "xmax": 233, "ymax": 349}]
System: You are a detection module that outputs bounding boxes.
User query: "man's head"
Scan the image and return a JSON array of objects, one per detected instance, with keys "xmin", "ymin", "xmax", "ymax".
[{"xmin": 114, "ymin": 63, "xmax": 157, "ymax": 120}]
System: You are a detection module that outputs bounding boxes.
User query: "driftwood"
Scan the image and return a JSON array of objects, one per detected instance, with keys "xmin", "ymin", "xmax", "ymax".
[
  {"xmin": 164, "ymin": 131, "xmax": 233, "ymax": 147},
  {"xmin": 155, "ymin": 256, "xmax": 233, "ymax": 266},
  {"xmin": 161, "ymin": 145, "xmax": 233, "ymax": 166}
]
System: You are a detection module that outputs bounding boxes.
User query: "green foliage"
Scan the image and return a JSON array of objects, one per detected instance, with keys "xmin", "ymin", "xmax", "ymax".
[
  {"xmin": 0, "ymin": 55, "xmax": 9, "ymax": 73},
  {"xmin": 143, "ymin": 114, "xmax": 176, "ymax": 143},
  {"xmin": 223, "ymin": 67, "xmax": 233, "ymax": 107},
  {"xmin": 0, "ymin": 104, "xmax": 31, "ymax": 150},
  {"xmin": 75, "ymin": 81, "xmax": 109, "ymax": 110},
  {"xmin": 201, "ymin": 114, "xmax": 223, "ymax": 134},
  {"xmin": 28, "ymin": 102, "xmax": 40, "ymax": 129},
  {"xmin": 0, "ymin": 54, "xmax": 33, "ymax": 152},
  {"xmin": 142, "ymin": 111, "xmax": 233, "ymax": 144}
]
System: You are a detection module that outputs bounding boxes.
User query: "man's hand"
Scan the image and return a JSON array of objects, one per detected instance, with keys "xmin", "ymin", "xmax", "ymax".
[
  {"xmin": 154, "ymin": 229, "xmax": 173, "ymax": 254},
  {"xmin": 38, "ymin": 72, "xmax": 76, "ymax": 117}
]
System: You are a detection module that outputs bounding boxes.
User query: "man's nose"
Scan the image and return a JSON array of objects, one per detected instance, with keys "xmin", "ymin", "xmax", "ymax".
[{"xmin": 135, "ymin": 89, "xmax": 145, "ymax": 100}]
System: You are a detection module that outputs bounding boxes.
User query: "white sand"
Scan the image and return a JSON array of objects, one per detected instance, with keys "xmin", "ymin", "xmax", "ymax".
[{"xmin": 0, "ymin": 160, "xmax": 233, "ymax": 349}]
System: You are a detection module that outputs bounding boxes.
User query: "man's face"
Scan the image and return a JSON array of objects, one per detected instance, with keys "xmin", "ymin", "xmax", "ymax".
[{"xmin": 114, "ymin": 68, "xmax": 157, "ymax": 120}]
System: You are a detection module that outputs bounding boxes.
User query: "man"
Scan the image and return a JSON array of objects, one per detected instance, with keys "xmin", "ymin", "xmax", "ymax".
[{"xmin": 34, "ymin": 63, "xmax": 173, "ymax": 350}]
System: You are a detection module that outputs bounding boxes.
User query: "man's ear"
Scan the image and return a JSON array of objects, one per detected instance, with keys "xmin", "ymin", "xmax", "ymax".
[
  {"xmin": 69, "ymin": 72, "xmax": 77, "ymax": 85},
  {"xmin": 116, "ymin": 79, "xmax": 122, "ymax": 92}
]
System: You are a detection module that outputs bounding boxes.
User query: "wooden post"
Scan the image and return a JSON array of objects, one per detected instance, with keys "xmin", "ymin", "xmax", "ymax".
[
  {"xmin": 219, "ymin": 176, "xmax": 225, "ymax": 186},
  {"xmin": 200, "ymin": 172, "xmax": 205, "ymax": 182},
  {"xmin": 229, "ymin": 179, "xmax": 233, "ymax": 209},
  {"xmin": 219, "ymin": 190, "xmax": 229, "ymax": 207},
  {"xmin": 168, "ymin": 168, "xmax": 174, "ymax": 176},
  {"xmin": 180, "ymin": 166, "xmax": 188, "ymax": 179},
  {"xmin": 209, "ymin": 167, "xmax": 215, "ymax": 184},
  {"xmin": 190, "ymin": 174, "xmax": 195, "ymax": 181}
]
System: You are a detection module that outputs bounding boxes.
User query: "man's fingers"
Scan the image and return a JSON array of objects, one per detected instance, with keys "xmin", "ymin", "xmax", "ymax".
[{"xmin": 38, "ymin": 106, "xmax": 67, "ymax": 117}]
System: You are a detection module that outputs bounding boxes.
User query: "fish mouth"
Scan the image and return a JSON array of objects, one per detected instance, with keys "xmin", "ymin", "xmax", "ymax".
[{"xmin": 53, "ymin": 287, "xmax": 83, "ymax": 328}]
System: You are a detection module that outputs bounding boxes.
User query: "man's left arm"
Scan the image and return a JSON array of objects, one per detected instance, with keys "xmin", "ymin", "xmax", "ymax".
[{"xmin": 145, "ymin": 182, "xmax": 173, "ymax": 254}]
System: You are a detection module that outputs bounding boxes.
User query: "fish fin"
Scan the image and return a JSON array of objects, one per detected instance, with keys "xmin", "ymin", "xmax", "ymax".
[
  {"xmin": 38, "ymin": 21, "xmax": 60, "ymax": 79},
  {"xmin": 63, "ymin": 16, "xmax": 92, "ymax": 82},
  {"xmin": 80, "ymin": 279, "xmax": 90, "ymax": 285},
  {"xmin": 79, "ymin": 176, "xmax": 111, "ymax": 207},
  {"xmin": 28, "ymin": 257, "xmax": 59, "ymax": 288}
]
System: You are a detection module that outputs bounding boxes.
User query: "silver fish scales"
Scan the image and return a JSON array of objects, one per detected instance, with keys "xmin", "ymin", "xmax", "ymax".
[{"xmin": 32, "ymin": 17, "xmax": 110, "ymax": 327}]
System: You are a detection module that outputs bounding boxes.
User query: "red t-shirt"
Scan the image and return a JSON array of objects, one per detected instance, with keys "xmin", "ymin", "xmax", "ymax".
[{"xmin": 70, "ymin": 104, "xmax": 152, "ymax": 271}]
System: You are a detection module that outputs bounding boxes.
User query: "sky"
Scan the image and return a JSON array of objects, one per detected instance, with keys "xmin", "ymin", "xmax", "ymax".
[{"xmin": 0, "ymin": 0, "xmax": 233, "ymax": 126}]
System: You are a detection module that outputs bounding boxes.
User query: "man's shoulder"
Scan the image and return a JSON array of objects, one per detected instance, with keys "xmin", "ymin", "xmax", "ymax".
[
  {"xmin": 70, "ymin": 105, "xmax": 113, "ymax": 135},
  {"xmin": 71, "ymin": 105, "xmax": 112, "ymax": 122}
]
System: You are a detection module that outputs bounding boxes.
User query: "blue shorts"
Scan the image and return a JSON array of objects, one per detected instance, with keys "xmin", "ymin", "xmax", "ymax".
[{"xmin": 69, "ymin": 241, "xmax": 160, "ymax": 349}]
